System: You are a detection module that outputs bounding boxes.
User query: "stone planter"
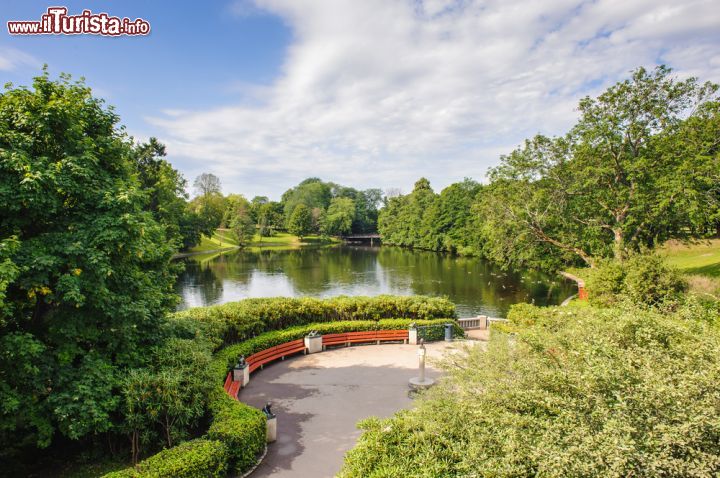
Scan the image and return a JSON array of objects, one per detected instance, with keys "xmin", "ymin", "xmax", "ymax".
[
  {"xmin": 233, "ymin": 362, "xmax": 250, "ymax": 387},
  {"xmin": 304, "ymin": 333, "xmax": 323, "ymax": 354},
  {"xmin": 408, "ymin": 327, "xmax": 418, "ymax": 345},
  {"xmin": 266, "ymin": 416, "xmax": 277, "ymax": 443}
]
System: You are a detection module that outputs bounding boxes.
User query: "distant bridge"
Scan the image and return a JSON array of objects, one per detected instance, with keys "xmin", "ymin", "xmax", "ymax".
[
  {"xmin": 341, "ymin": 234, "xmax": 381, "ymax": 245},
  {"xmin": 342, "ymin": 234, "xmax": 381, "ymax": 240}
]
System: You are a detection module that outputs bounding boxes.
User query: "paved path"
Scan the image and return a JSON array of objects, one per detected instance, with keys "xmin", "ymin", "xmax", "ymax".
[{"xmin": 238, "ymin": 340, "xmax": 480, "ymax": 477}]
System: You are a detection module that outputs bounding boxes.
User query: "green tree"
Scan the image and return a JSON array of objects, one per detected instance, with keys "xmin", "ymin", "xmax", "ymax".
[
  {"xmin": 478, "ymin": 66, "xmax": 719, "ymax": 269},
  {"xmin": 257, "ymin": 201, "xmax": 284, "ymax": 237},
  {"xmin": 121, "ymin": 338, "xmax": 215, "ymax": 463},
  {"xmin": 287, "ymin": 204, "xmax": 313, "ymax": 239},
  {"xmin": 132, "ymin": 138, "xmax": 206, "ymax": 250},
  {"xmin": 378, "ymin": 178, "xmax": 439, "ymax": 249},
  {"xmin": 224, "ymin": 195, "xmax": 256, "ymax": 246},
  {"xmin": 0, "ymin": 72, "xmax": 177, "ymax": 457},
  {"xmin": 281, "ymin": 178, "xmax": 332, "ymax": 226},
  {"xmin": 322, "ymin": 197, "xmax": 356, "ymax": 236}
]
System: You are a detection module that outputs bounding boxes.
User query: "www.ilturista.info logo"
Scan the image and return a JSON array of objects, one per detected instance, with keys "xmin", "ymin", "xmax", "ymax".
[{"xmin": 7, "ymin": 7, "xmax": 150, "ymax": 36}]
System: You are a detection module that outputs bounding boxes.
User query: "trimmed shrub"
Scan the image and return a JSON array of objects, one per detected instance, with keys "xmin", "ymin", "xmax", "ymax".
[
  {"xmin": 171, "ymin": 295, "xmax": 456, "ymax": 345},
  {"xmin": 207, "ymin": 393, "xmax": 266, "ymax": 473},
  {"xmin": 103, "ymin": 439, "xmax": 228, "ymax": 478}
]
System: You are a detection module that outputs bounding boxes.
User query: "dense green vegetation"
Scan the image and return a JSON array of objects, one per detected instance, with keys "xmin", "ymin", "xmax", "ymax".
[
  {"xmin": 0, "ymin": 73, "xmax": 186, "ymax": 468},
  {"xmin": 188, "ymin": 175, "xmax": 384, "ymax": 247},
  {"xmin": 172, "ymin": 295, "xmax": 457, "ymax": 345},
  {"xmin": 341, "ymin": 298, "xmax": 720, "ymax": 477}
]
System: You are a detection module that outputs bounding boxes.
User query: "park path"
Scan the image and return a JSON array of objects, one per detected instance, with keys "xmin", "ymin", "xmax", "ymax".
[{"xmin": 237, "ymin": 339, "xmax": 483, "ymax": 477}]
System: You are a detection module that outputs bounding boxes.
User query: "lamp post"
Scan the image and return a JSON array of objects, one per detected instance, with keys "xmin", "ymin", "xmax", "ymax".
[{"xmin": 408, "ymin": 339, "xmax": 435, "ymax": 393}]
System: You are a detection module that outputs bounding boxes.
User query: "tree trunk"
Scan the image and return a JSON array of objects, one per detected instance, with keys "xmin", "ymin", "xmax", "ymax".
[
  {"xmin": 131, "ymin": 430, "xmax": 139, "ymax": 465},
  {"xmin": 613, "ymin": 228, "xmax": 625, "ymax": 261}
]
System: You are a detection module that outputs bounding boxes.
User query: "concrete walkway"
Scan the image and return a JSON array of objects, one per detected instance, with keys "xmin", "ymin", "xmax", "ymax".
[{"xmin": 238, "ymin": 340, "xmax": 479, "ymax": 477}]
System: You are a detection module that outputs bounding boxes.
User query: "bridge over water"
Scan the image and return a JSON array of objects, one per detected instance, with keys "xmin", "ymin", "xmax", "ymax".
[{"xmin": 341, "ymin": 233, "xmax": 381, "ymax": 245}]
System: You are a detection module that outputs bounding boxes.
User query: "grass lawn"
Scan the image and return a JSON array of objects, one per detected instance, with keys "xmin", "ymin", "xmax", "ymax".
[
  {"xmin": 660, "ymin": 239, "xmax": 720, "ymax": 278},
  {"xmin": 187, "ymin": 230, "xmax": 339, "ymax": 254}
]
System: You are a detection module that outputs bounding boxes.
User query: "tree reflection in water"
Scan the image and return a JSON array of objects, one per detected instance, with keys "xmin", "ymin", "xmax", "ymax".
[{"xmin": 175, "ymin": 245, "xmax": 574, "ymax": 317}]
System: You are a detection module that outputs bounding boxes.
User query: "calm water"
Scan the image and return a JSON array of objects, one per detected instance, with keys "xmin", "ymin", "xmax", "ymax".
[{"xmin": 175, "ymin": 245, "xmax": 575, "ymax": 318}]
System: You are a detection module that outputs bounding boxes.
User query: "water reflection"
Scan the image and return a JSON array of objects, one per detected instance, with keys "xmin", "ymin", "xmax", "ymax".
[{"xmin": 175, "ymin": 245, "xmax": 574, "ymax": 317}]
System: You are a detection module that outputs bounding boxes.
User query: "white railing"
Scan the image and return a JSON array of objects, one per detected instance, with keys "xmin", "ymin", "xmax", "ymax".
[
  {"xmin": 458, "ymin": 316, "xmax": 508, "ymax": 330},
  {"xmin": 458, "ymin": 316, "xmax": 487, "ymax": 330}
]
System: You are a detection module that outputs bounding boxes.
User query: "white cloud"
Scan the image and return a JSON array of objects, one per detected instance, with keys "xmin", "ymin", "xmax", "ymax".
[
  {"xmin": 150, "ymin": 0, "xmax": 720, "ymax": 197},
  {"xmin": 0, "ymin": 47, "xmax": 40, "ymax": 72}
]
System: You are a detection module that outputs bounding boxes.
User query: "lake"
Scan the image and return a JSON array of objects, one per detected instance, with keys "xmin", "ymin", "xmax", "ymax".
[{"xmin": 175, "ymin": 245, "xmax": 575, "ymax": 318}]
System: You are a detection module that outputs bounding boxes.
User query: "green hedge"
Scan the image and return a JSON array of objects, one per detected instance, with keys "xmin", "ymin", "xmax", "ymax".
[
  {"xmin": 212, "ymin": 318, "xmax": 462, "ymax": 379},
  {"xmin": 171, "ymin": 295, "xmax": 457, "ymax": 345},
  {"xmin": 207, "ymin": 392, "xmax": 266, "ymax": 473},
  {"xmin": 103, "ymin": 439, "xmax": 228, "ymax": 478},
  {"xmin": 106, "ymin": 298, "xmax": 459, "ymax": 478}
]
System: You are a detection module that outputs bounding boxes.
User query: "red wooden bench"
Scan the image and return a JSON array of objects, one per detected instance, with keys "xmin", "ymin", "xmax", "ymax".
[
  {"xmin": 322, "ymin": 330, "xmax": 408, "ymax": 349},
  {"xmin": 246, "ymin": 338, "xmax": 306, "ymax": 373},
  {"xmin": 223, "ymin": 372, "xmax": 241, "ymax": 400},
  {"xmin": 222, "ymin": 330, "xmax": 411, "ymax": 399}
]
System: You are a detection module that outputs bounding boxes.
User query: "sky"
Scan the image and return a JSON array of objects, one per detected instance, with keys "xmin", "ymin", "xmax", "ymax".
[{"xmin": 1, "ymin": 0, "xmax": 719, "ymax": 199}]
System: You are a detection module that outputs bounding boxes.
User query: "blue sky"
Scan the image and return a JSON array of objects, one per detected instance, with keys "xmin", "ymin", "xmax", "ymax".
[{"xmin": 2, "ymin": 0, "xmax": 719, "ymax": 199}]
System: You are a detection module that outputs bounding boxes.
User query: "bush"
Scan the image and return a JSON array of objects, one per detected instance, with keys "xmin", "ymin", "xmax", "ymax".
[
  {"xmin": 340, "ymin": 304, "xmax": 720, "ymax": 477},
  {"xmin": 586, "ymin": 255, "xmax": 687, "ymax": 307},
  {"xmin": 623, "ymin": 254, "xmax": 688, "ymax": 306},
  {"xmin": 207, "ymin": 393, "xmax": 266, "ymax": 473},
  {"xmin": 170, "ymin": 295, "xmax": 456, "ymax": 345},
  {"xmin": 103, "ymin": 439, "xmax": 228, "ymax": 478}
]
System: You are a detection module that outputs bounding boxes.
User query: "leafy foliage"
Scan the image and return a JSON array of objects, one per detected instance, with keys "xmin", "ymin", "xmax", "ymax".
[
  {"xmin": 223, "ymin": 194, "xmax": 256, "ymax": 246},
  {"xmin": 341, "ymin": 304, "xmax": 720, "ymax": 477},
  {"xmin": 206, "ymin": 393, "xmax": 266, "ymax": 473},
  {"xmin": 132, "ymin": 138, "xmax": 208, "ymax": 250},
  {"xmin": 0, "ymin": 72, "xmax": 177, "ymax": 457},
  {"xmin": 477, "ymin": 66, "xmax": 720, "ymax": 270},
  {"xmin": 103, "ymin": 438, "xmax": 228, "ymax": 478},
  {"xmin": 120, "ymin": 338, "xmax": 216, "ymax": 462},
  {"xmin": 171, "ymin": 295, "xmax": 457, "ymax": 345},
  {"xmin": 378, "ymin": 178, "xmax": 482, "ymax": 254},
  {"xmin": 322, "ymin": 197, "xmax": 356, "ymax": 236},
  {"xmin": 287, "ymin": 204, "xmax": 313, "ymax": 239},
  {"xmin": 586, "ymin": 254, "xmax": 688, "ymax": 307}
]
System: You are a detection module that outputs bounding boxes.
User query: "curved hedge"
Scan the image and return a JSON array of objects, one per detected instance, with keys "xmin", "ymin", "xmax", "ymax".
[
  {"xmin": 207, "ymin": 391, "xmax": 266, "ymax": 473},
  {"xmin": 106, "ymin": 296, "xmax": 458, "ymax": 478},
  {"xmin": 171, "ymin": 295, "xmax": 457, "ymax": 344},
  {"xmin": 212, "ymin": 318, "xmax": 462, "ymax": 378},
  {"xmin": 103, "ymin": 439, "xmax": 229, "ymax": 478}
]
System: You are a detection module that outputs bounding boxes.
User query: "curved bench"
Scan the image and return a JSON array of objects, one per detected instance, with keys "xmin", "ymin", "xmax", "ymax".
[
  {"xmin": 223, "ymin": 329, "xmax": 410, "ymax": 399},
  {"xmin": 322, "ymin": 329, "xmax": 408, "ymax": 349},
  {"xmin": 247, "ymin": 338, "xmax": 306, "ymax": 373}
]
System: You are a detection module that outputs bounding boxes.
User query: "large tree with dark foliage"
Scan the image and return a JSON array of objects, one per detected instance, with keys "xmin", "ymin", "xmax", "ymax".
[{"xmin": 0, "ymin": 72, "xmax": 177, "ymax": 462}]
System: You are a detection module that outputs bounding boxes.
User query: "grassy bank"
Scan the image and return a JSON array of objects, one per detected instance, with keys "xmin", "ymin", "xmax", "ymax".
[
  {"xmin": 660, "ymin": 239, "xmax": 720, "ymax": 277},
  {"xmin": 187, "ymin": 230, "xmax": 339, "ymax": 254}
]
